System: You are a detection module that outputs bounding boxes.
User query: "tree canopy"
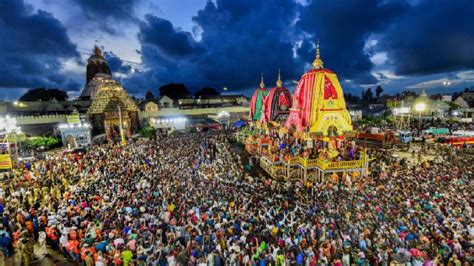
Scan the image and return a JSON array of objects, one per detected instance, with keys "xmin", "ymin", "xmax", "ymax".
[
  {"xmin": 344, "ymin": 93, "xmax": 360, "ymax": 104},
  {"xmin": 195, "ymin": 87, "xmax": 220, "ymax": 97},
  {"xmin": 145, "ymin": 90, "xmax": 155, "ymax": 101},
  {"xmin": 158, "ymin": 83, "xmax": 190, "ymax": 100},
  {"xmin": 375, "ymin": 85, "xmax": 384, "ymax": 98},
  {"xmin": 19, "ymin": 88, "xmax": 68, "ymax": 101},
  {"xmin": 361, "ymin": 88, "xmax": 374, "ymax": 105}
]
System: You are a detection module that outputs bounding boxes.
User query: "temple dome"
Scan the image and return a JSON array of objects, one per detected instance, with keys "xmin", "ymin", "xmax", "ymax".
[
  {"xmin": 285, "ymin": 42, "xmax": 352, "ymax": 136},
  {"xmin": 249, "ymin": 75, "xmax": 269, "ymax": 121},
  {"xmin": 261, "ymin": 71, "xmax": 292, "ymax": 123}
]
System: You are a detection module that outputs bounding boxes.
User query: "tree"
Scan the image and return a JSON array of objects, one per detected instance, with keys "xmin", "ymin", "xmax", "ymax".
[
  {"xmin": 158, "ymin": 83, "xmax": 190, "ymax": 100},
  {"xmin": 195, "ymin": 87, "xmax": 220, "ymax": 97},
  {"xmin": 25, "ymin": 136, "xmax": 61, "ymax": 150},
  {"xmin": 139, "ymin": 126, "xmax": 156, "ymax": 139},
  {"xmin": 19, "ymin": 88, "xmax": 68, "ymax": 101},
  {"xmin": 375, "ymin": 85, "xmax": 384, "ymax": 98},
  {"xmin": 145, "ymin": 90, "xmax": 155, "ymax": 101},
  {"xmin": 362, "ymin": 88, "xmax": 374, "ymax": 104},
  {"xmin": 447, "ymin": 101, "xmax": 460, "ymax": 112},
  {"xmin": 401, "ymin": 90, "xmax": 417, "ymax": 100},
  {"xmin": 344, "ymin": 93, "xmax": 360, "ymax": 104}
]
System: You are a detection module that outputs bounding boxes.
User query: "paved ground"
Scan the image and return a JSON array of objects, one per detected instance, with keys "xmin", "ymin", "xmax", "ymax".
[{"xmin": 392, "ymin": 149, "xmax": 437, "ymax": 165}]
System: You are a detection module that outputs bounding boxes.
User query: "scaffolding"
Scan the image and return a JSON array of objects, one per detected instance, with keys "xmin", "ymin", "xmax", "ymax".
[{"xmin": 392, "ymin": 102, "xmax": 411, "ymax": 131}]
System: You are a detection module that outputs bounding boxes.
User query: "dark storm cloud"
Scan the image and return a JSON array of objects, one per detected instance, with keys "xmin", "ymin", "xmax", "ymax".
[
  {"xmin": 104, "ymin": 51, "xmax": 132, "ymax": 75},
  {"xmin": 377, "ymin": 0, "xmax": 474, "ymax": 76},
  {"xmin": 129, "ymin": 0, "xmax": 303, "ymax": 94},
  {"xmin": 138, "ymin": 15, "xmax": 205, "ymax": 58},
  {"xmin": 191, "ymin": 0, "xmax": 302, "ymax": 87},
  {"xmin": 71, "ymin": 0, "xmax": 141, "ymax": 21},
  {"xmin": 70, "ymin": 0, "xmax": 142, "ymax": 35},
  {"xmin": 296, "ymin": 0, "xmax": 409, "ymax": 84},
  {"xmin": 0, "ymin": 0, "xmax": 81, "ymax": 93}
]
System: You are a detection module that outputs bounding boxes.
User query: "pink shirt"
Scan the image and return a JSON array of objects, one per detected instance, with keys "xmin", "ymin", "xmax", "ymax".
[{"xmin": 126, "ymin": 239, "xmax": 136, "ymax": 251}]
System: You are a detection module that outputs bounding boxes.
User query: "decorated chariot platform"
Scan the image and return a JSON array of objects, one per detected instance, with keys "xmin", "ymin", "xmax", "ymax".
[{"xmin": 237, "ymin": 42, "xmax": 369, "ymax": 182}]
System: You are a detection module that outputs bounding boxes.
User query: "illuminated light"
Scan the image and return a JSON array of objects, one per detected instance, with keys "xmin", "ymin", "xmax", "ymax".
[
  {"xmin": 0, "ymin": 115, "xmax": 19, "ymax": 133},
  {"xmin": 13, "ymin": 101, "xmax": 19, "ymax": 106},
  {"xmin": 217, "ymin": 111, "xmax": 230, "ymax": 118},
  {"xmin": 414, "ymin": 102, "xmax": 426, "ymax": 112},
  {"xmin": 393, "ymin": 107, "xmax": 410, "ymax": 115}
]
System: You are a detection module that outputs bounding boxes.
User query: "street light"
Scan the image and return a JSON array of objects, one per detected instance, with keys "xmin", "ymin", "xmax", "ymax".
[
  {"xmin": 414, "ymin": 102, "xmax": 426, "ymax": 133},
  {"xmin": 117, "ymin": 105, "xmax": 126, "ymax": 146},
  {"xmin": 443, "ymin": 80, "xmax": 451, "ymax": 96}
]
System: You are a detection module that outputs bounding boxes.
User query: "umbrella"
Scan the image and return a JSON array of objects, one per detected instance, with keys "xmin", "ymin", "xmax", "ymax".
[{"xmin": 233, "ymin": 120, "xmax": 247, "ymax": 128}]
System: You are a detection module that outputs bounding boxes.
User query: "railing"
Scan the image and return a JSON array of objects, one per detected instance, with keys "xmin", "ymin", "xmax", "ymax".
[
  {"xmin": 277, "ymin": 154, "xmax": 366, "ymax": 170},
  {"xmin": 322, "ymin": 156, "xmax": 365, "ymax": 170}
]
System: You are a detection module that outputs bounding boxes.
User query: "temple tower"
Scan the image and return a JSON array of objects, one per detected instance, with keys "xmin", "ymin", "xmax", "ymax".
[
  {"xmin": 285, "ymin": 41, "xmax": 352, "ymax": 136},
  {"xmin": 80, "ymin": 46, "xmax": 112, "ymax": 99}
]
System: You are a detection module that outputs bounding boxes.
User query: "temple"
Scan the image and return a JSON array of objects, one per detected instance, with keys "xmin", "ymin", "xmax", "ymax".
[{"xmin": 285, "ymin": 42, "xmax": 352, "ymax": 136}]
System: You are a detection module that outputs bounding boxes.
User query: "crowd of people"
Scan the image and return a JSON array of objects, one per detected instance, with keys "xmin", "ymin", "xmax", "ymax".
[
  {"xmin": 356, "ymin": 117, "xmax": 474, "ymax": 137},
  {"xmin": 0, "ymin": 131, "xmax": 472, "ymax": 265},
  {"xmin": 256, "ymin": 133, "xmax": 363, "ymax": 163}
]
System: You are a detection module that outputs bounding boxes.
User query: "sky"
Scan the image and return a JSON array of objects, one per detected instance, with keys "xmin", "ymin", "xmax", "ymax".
[{"xmin": 0, "ymin": 0, "xmax": 473, "ymax": 100}]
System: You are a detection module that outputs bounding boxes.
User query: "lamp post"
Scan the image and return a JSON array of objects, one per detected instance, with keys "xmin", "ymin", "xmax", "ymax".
[
  {"xmin": 117, "ymin": 105, "xmax": 126, "ymax": 146},
  {"xmin": 443, "ymin": 80, "xmax": 451, "ymax": 96},
  {"xmin": 414, "ymin": 102, "xmax": 426, "ymax": 134}
]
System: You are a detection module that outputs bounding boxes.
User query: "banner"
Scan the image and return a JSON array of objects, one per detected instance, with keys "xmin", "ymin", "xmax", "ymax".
[{"xmin": 0, "ymin": 154, "xmax": 12, "ymax": 170}]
